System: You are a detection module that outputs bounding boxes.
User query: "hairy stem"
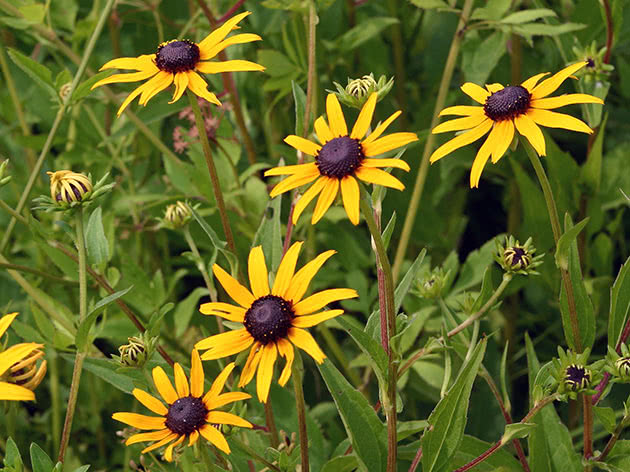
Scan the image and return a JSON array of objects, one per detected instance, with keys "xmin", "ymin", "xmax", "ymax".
[{"xmin": 292, "ymin": 357, "xmax": 310, "ymax": 472}]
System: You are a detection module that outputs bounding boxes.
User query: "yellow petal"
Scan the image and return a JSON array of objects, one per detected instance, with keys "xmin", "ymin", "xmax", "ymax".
[
  {"xmin": 292, "ymin": 309, "xmax": 344, "ymax": 328},
  {"xmin": 203, "ymin": 362, "xmax": 236, "ymax": 406},
  {"xmin": 212, "ymin": 264, "xmax": 255, "ymax": 308},
  {"xmin": 112, "ymin": 412, "xmax": 166, "ymax": 430},
  {"xmin": 206, "ymin": 411, "xmax": 252, "ymax": 428},
  {"xmin": 133, "ymin": 388, "xmax": 168, "ymax": 416},
  {"xmin": 189, "ymin": 430, "xmax": 199, "ymax": 447},
  {"xmin": 257, "ymin": 343, "xmax": 277, "ymax": 403},
  {"xmin": 521, "ymin": 72, "xmax": 550, "ymax": 91},
  {"xmin": 140, "ymin": 432, "xmax": 177, "ymax": 454},
  {"xmin": 164, "ymin": 435, "xmax": 185, "ymax": 462},
  {"xmin": 152, "ymin": 366, "xmax": 178, "ymax": 404},
  {"xmin": 469, "ymin": 126, "xmax": 498, "ymax": 188},
  {"xmin": 0, "ymin": 343, "xmax": 42, "ymax": 376},
  {"xmin": 0, "ymin": 313, "xmax": 18, "ymax": 338},
  {"xmin": 288, "ymin": 328, "xmax": 326, "ymax": 364},
  {"xmin": 312, "ymin": 177, "xmax": 339, "ymax": 224},
  {"xmin": 199, "ymin": 424, "xmax": 230, "ymax": 454},
  {"xmin": 340, "ymin": 175, "xmax": 360, "ymax": 225},
  {"xmin": 429, "ymin": 119, "xmax": 493, "ymax": 163},
  {"xmin": 206, "ymin": 392, "xmax": 251, "ymax": 410},
  {"xmin": 265, "ymin": 162, "xmax": 318, "ymax": 176},
  {"xmin": 0, "ymin": 381, "xmax": 35, "ymax": 401},
  {"xmin": 350, "ymin": 92, "xmax": 377, "ymax": 140},
  {"xmin": 99, "ymin": 54, "xmax": 157, "ymax": 71},
  {"xmin": 186, "ymin": 70, "xmax": 221, "ymax": 106},
  {"xmin": 531, "ymin": 61, "xmax": 588, "ymax": 99},
  {"xmin": 314, "ymin": 116, "xmax": 333, "ymax": 144},
  {"xmin": 116, "ymin": 83, "xmax": 146, "ymax": 117},
  {"xmin": 361, "ymin": 158, "xmax": 410, "ymax": 171},
  {"xmin": 292, "ymin": 177, "xmax": 327, "ymax": 224},
  {"xmin": 432, "ymin": 114, "xmax": 488, "ymax": 134},
  {"xmin": 248, "ymin": 246, "xmax": 270, "ymax": 299},
  {"xmin": 126, "ymin": 429, "xmax": 171, "ymax": 446},
  {"xmin": 90, "ymin": 69, "xmax": 157, "ymax": 89},
  {"xmin": 199, "ymin": 302, "xmax": 246, "ymax": 322},
  {"xmin": 173, "ymin": 363, "xmax": 190, "ymax": 397},
  {"xmin": 138, "ymin": 70, "xmax": 173, "ymax": 106},
  {"xmin": 527, "ymin": 108, "xmax": 594, "ymax": 134},
  {"xmin": 461, "ymin": 82, "xmax": 490, "ymax": 104},
  {"xmin": 531, "ymin": 93, "xmax": 603, "ymax": 110},
  {"xmin": 169, "ymin": 72, "xmax": 189, "ymax": 104},
  {"xmin": 485, "ymin": 83, "xmax": 504, "ymax": 93},
  {"xmin": 326, "ymin": 93, "xmax": 348, "ymax": 136},
  {"xmin": 490, "ymin": 119, "xmax": 514, "ymax": 164},
  {"xmin": 276, "ymin": 339, "xmax": 294, "ymax": 386},
  {"xmin": 284, "ymin": 135, "xmax": 322, "ymax": 156},
  {"xmin": 354, "ymin": 167, "xmax": 405, "ymax": 191},
  {"xmin": 514, "ymin": 114, "xmax": 546, "ymax": 156},
  {"xmin": 272, "ymin": 241, "xmax": 304, "ymax": 297},
  {"xmin": 196, "ymin": 329, "xmax": 253, "ymax": 357},
  {"xmin": 199, "ymin": 33, "xmax": 262, "ymax": 60},
  {"xmin": 269, "ymin": 170, "xmax": 320, "ymax": 198},
  {"xmin": 196, "ymin": 60, "xmax": 265, "ymax": 74},
  {"xmin": 294, "ymin": 288, "xmax": 358, "ymax": 316},
  {"xmin": 238, "ymin": 344, "xmax": 262, "ymax": 388},
  {"xmin": 190, "ymin": 349, "xmax": 204, "ymax": 398},
  {"xmin": 362, "ymin": 111, "xmax": 401, "ymax": 145},
  {"xmin": 362, "ymin": 132, "xmax": 418, "ymax": 157},
  {"xmin": 285, "ymin": 249, "xmax": 336, "ymax": 304},
  {"xmin": 438, "ymin": 105, "xmax": 484, "ymax": 117},
  {"xmin": 198, "ymin": 11, "xmax": 252, "ymax": 52}
]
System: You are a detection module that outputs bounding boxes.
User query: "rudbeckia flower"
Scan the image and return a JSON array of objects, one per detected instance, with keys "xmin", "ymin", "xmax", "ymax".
[
  {"xmin": 195, "ymin": 242, "xmax": 358, "ymax": 402},
  {"xmin": 91, "ymin": 11, "xmax": 264, "ymax": 116},
  {"xmin": 113, "ymin": 350, "xmax": 251, "ymax": 461},
  {"xmin": 0, "ymin": 313, "xmax": 45, "ymax": 401},
  {"xmin": 430, "ymin": 61, "xmax": 604, "ymax": 187},
  {"xmin": 264, "ymin": 92, "xmax": 418, "ymax": 225}
]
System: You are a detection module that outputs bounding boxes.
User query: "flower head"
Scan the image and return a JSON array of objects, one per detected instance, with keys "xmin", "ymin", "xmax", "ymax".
[
  {"xmin": 91, "ymin": 11, "xmax": 264, "ymax": 116},
  {"xmin": 494, "ymin": 236, "xmax": 543, "ymax": 275},
  {"xmin": 0, "ymin": 313, "xmax": 46, "ymax": 401},
  {"xmin": 551, "ymin": 347, "xmax": 598, "ymax": 399},
  {"xmin": 332, "ymin": 73, "xmax": 394, "ymax": 109},
  {"xmin": 430, "ymin": 62, "xmax": 604, "ymax": 187},
  {"xmin": 265, "ymin": 93, "xmax": 418, "ymax": 225},
  {"xmin": 115, "ymin": 335, "xmax": 157, "ymax": 368},
  {"xmin": 113, "ymin": 350, "xmax": 252, "ymax": 461},
  {"xmin": 48, "ymin": 170, "xmax": 92, "ymax": 205},
  {"xmin": 164, "ymin": 201, "xmax": 193, "ymax": 229},
  {"xmin": 195, "ymin": 242, "xmax": 358, "ymax": 402}
]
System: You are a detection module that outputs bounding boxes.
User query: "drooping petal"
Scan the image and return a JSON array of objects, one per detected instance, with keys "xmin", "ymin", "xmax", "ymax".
[
  {"xmin": 326, "ymin": 93, "xmax": 348, "ymax": 137},
  {"xmin": 196, "ymin": 329, "xmax": 254, "ymax": 358},
  {"xmin": 354, "ymin": 167, "xmax": 405, "ymax": 191},
  {"xmin": 0, "ymin": 343, "xmax": 42, "ymax": 376},
  {"xmin": 138, "ymin": 71, "xmax": 173, "ymax": 106},
  {"xmin": 294, "ymin": 288, "xmax": 358, "ymax": 316},
  {"xmin": 90, "ymin": 69, "xmax": 158, "ymax": 89},
  {"xmin": 432, "ymin": 114, "xmax": 488, "ymax": 134},
  {"xmin": 362, "ymin": 111, "xmax": 402, "ymax": 145},
  {"xmin": 116, "ymin": 83, "xmax": 146, "ymax": 117},
  {"xmin": 362, "ymin": 132, "xmax": 418, "ymax": 157},
  {"xmin": 272, "ymin": 241, "xmax": 304, "ymax": 297},
  {"xmin": 292, "ymin": 178, "xmax": 327, "ymax": 224},
  {"xmin": 0, "ymin": 382, "xmax": 34, "ymax": 401},
  {"xmin": 199, "ymin": 33, "xmax": 262, "ymax": 60},
  {"xmin": 169, "ymin": 71, "xmax": 189, "ymax": 104},
  {"xmin": 199, "ymin": 302, "xmax": 246, "ymax": 322},
  {"xmin": 212, "ymin": 264, "xmax": 255, "ymax": 308},
  {"xmin": 206, "ymin": 392, "xmax": 252, "ymax": 410},
  {"xmin": 112, "ymin": 412, "xmax": 166, "ymax": 430},
  {"xmin": 438, "ymin": 105, "xmax": 484, "ymax": 117},
  {"xmin": 238, "ymin": 344, "xmax": 262, "ymax": 388},
  {"xmin": 485, "ymin": 83, "xmax": 503, "ymax": 93},
  {"xmin": 186, "ymin": 70, "xmax": 221, "ymax": 106},
  {"xmin": 98, "ymin": 54, "xmax": 157, "ymax": 71},
  {"xmin": 292, "ymin": 309, "xmax": 344, "ymax": 328},
  {"xmin": 206, "ymin": 411, "xmax": 252, "ymax": 428},
  {"xmin": 361, "ymin": 158, "xmax": 410, "ymax": 171},
  {"xmin": 189, "ymin": 430, "xmax": 199, "ymax": 446},
  {"xmin": 429, "ymin": 120, "xmax": 493, "ymax": 163},
  {"xmin": 314, "ymin": 116, "xmax": 333, "ymax": 144},
  {"xmin": 514, "ymin": 114, "xmax": 546, "ymax": 156},
  {"xmin": 276, "ymin": 339, "xmax": 294, "ymax": 386},
  {"xmin": 284, "ymin": 135, "xmax": 322, "ymax": 156},
  {"xmin": 288, "ymin": 328, "xmax": 326, "ymax": 364},
  {"xmin": 285, "ymin": 249, "xmax": 336, "ymax": 304},
  {"xmin": 173, "ymin": 363, "xmax": 190, "ymax": 397},
  {"xmin": 312, "ymin": 178, "xmax": 340, "ymax": 224},
  {"xmin": 152, "ymin": 366, "xmax": 178, "ymax": 404},
  {"xmin": 164, "ymin": 435, "xmax": 185, "ymax": 462},
  {"xmin": 531, "ymin": 61, "xmax": 587, "ymax": 100},
  {"xmin": 132, "ymin": 388, "xmax": 168, "ymax": 416},
  {"xmin": 126, "ymin": 429, "xmax": 171, "ymax": 446},
  {"xmin": 265, "ymin": 162, "xmax": 317, "ymax": 176},
  {"xmin": 196, "ymin": 60, "xmax": 265, "ymax": 74},
  {"xmin": 140, "ymin": 432, "xmax": 177, "ymax": 454},
  {"xmin": 531, "ymin": 93, "xmax": 603, "ymax": 110},
  {"xmin": 203, "ymin": 362, "xmax": 236, "ymax": 406},
  {"xmin": 199, "ymin": 424, "xmax": 230, "ymax": 454},
  {"xmin": 350, "ymin": 92, "xmax": 377, "ymax": 140},
  {"xmin": 461, "ymin": 82, "xmax": 490, "ymax": 104},
  {"xmin": 256, "ymin": 343, "xmax": 278, "ymax": 403},
  {"xmin": 269, "ymin": 170, "xmax": 320, "ymax": 198},
  {"xmin": 248, "ymin": 246, "xmax": 270, "ymax": 299},
  {"xmin": 527, "ymin": 108, "xmax": 594, "ymax": 134},
  {"xmin": 198, "ymin": 11, "xmax": 252, "ymax": 52},
  {"xmin": 521, "ymin": 72, "xmax": 550, "ymax": 91},
  {"xmin": 0, "ymin": 313, "xmax": 18, "ymax": 338},
  {"xmin": 469, "ymin": 126, "xmax": 499, "ymax": 188},
  {"xmin": 190, "ymin": 350, "xmax": 204, "ymax": 398},
  {"xmin": 340, "ymin": 175, "xmax": 360, "ymax": 225},
  {"xmin": 490, "ymin": 119, "xmax": 515, "ymax": 164}
]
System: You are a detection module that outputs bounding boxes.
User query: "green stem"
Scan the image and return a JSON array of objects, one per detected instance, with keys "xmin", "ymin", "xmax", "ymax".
[
  {"xmin": 387, "ymin": 0, "xmax": 408, "ymax": 128},
  {"xmin": 392, "ymin": 0, "xmax": 475, "ymax": 282},
  {"xmin": 0, "ymin": 262, "xmax": 77, "ymax": 285},
  {"xmin": 520, "ymin": 137, "xmax": 582, "ymax": 352},
  {"xmin": 183, "ymin": 226, "xmax": 217, "ymax": 303},
  {"xmin": 57, "ymin": 352, "xmax": 86, "ymax": 462},
  {"xmin": 0, "ymin": 0, "xmax": 116, "ymax": 254},
  {"xmin": 187, "ymin": 90, "xmax": 236, "ymax": 254},
  {"xmin": 583, "ymin": 394, "xmax": 593, "ymax": 468},
  {"xmin": 292, "ymin": 355, "xmax": 309, "ymax": 472},
  {"xmin": 0, "ymin": 200, "xmax": 27, "ymax": 226},
  {"xmin": 595, "ymin": 413, "xmax": 629, "ymax": 462},
  {"xmin": 359, "ymin": 195, "xmax": 397, "ymax": 471},
  {"xmin": 265, "ymin": 399, "xmax": 280, "ymax": 448},
  {"xmin": 232, "ymin": 436, "xmax": 282, "ymax": 472},
  {"xmin": 49, "ymin": 351, "xmax": 61, "ymax": 452},
  {"xmin": 76, "ymin": 209, "xmax": 88, "ymax": 323}
]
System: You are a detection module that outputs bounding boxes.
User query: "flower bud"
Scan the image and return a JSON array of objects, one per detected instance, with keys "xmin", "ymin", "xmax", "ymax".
[
  {"xmin": 6, "ymin": 347, "xmax": 47, "ymax": 392},
  {"xmin": 414, "ymin": 266, "xmax": 449, "ymax": 300},
  {"xmin": 563, "ymin": 364, "xmax": 591, "ymax": 391},
  {"xmin": 0, "ymin": 160, "xmax": 10, "ymax": 188},
  {"xmin": 164, "ymin": 201, "xmax": 192, "ymax": 229},
  {"xmin": 116, "ymin": 335, "xmax": 157, "ymax": 368},
  {"xmin": 495, "ymin": 236, "xmax": 543, "ymax": 275},
  {"xmin": 331, "ymin": 73, "xmax": 394, "ymax": 109},
  {"xmin": 47, "ymin": 170, "xmax": 93, "ymax": 205}
]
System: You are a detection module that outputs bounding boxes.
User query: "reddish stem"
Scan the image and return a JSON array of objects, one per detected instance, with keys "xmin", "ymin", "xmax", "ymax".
[
  {"xmin": 454, "ymin": 441, "xmax": 502, "ymax": 472},
  {"xmin": 408, "ymin": 447, "xmax": 423, "ymax": 472},
  {"xmin": 602, "ymin": 0, "xmax": 613, "ymax": 64}
]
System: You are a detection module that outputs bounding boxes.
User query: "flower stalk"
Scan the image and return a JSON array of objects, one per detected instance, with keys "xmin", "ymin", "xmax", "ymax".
[{"xmin": 292, "ymin": 354, "xmax": 309, "ymax": 472}]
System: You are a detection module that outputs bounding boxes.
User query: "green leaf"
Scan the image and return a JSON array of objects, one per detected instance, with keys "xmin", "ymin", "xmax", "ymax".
[
  {"xmin": 18, "ymin": 4, "xmax": 45, "ymax": 24},
  {"xmin": 337, "ymin": 18, "xmax": 399, "ymax": 52},
  {"xmin": 318, "ymin": 359, "xmax": 387, "ymax": 472},
  {"xmin": 559, "ymin": 214, "xmax": 595, "ymax": 351},
  {"xmin": 3, "ymin": 437, "xmax": 23, "ymax": 471},
  {"xmin": 447, "ymin": 435, "xmax": 523, "ymax": 471},
  {"xmin": 463, "ymin": 31, "xmax": 507, "ymax": 85},
  {"xmin": 190, "ymin": 207, "xmax": 238, "ymax": 273},
  {"xmin": 471, "ymin": 266, "xmax": 494, "ymax": 312},
  {"xmin": 398, "ymin": 420, "xmax": 429, "ymax": 440},
  {"xmin": 555, "ymin": 216, "xmax": 589, "ymax": 271},
  {"xmin": 63, "ymin": 355, "xmax": 135, "ymax": 393},
  {"xmin": 85, "ymin": 207, "xmax": 109, "ymax": 266},
  {"xmin": 593, "ymin": 406, "xmax": 617, "ymax": 434},
  {"xmin": 608, "ymin": 256, "xmax": 630, "ymax": 348},
  {"xmin": 500, "ymin": 8, "xmax": 556, "ymax": 24},
  {"xmin": 470, "ymin": 0, "xmax": 512, "ymax": 21},
  {"xmin": 382, "ymin": 212, "xmax": 396, "ymax": 251},
  {"xmin": 321, "ymin": 456, "xmax": 358, "ymax": 472},
  {"xmin": 72, "ymin": 71, "xmax": 111, "ymax": 103},
  {"xmin": 409, "ymin": 0, "xmax": 451, "ymax": 9},
  {"xmin": 511, "ymin": 22, "xmax": 586, "ymax": 37},
  {"xmin": 421, "ymin": 338, "xmax": 487, "ymax": 472},
  {"xmin": 7, "ymin": 48, "xmax": 57, "ymax": 100},
  {"xmin": 502, "ymin": 422, "xmax": 537, "ymax": 442},
  {"xmin": 292, "ymin": 81, "xmax": 307, "ymax": 136},
  {"xmin": 29, "ymin": 443, "xmax": 54, "ymax": 472},
  {"xmin": 174, "ymin": 287, "xmax": 208, "ymax": 336},
  {"xmin": 451, "ymin": 238, "xmax": 498, "ymax": 295},
  {"xmin": 580, "ymin": 114, "xmax": 607, "ymax": 193},
  {"xmin": 252, "ymin": 189, "xmax": 283, "ymax": 273},
  {"xmin": 71, "ymin": 466, "xmax": 91, "ymax": 472}
]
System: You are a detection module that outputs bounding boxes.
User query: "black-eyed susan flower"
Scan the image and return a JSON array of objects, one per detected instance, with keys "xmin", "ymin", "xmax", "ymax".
[
  {"xmin": 91, "ymin": 11, "xmax": 264, "ymax": 116},
  {"xmin": 430, "ymin": 61, "xmax": 604, "ymax": 188},
  {"xmin": 113, "ymin": 350, "xmax": 251, "ymax": 461},
  {"xmin": 47, "ymin": 170, "xmax": 92, "ymax": 205},
  {"xmin": 0, "ymin": 313, "xmax": 45, "ymax": 401},
  {"xmin": 264, "ymin": 92, "xmax": 418, "ymax": 225},
  {"xmin": 195, "ymin": 242, "xmax": 358, "ymax": 402}
]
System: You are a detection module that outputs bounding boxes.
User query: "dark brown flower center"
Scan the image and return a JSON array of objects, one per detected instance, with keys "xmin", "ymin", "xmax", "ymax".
[
  {"xmin": 165, "ymin": 396, "xmax": 208, "ymax": 435},
  {"xmin": 56, "ymin": 181, "xmax": 88, "ymax": 202},
  {"xmin": 316, "ymin": 136, "xmax": 364, "ymax": 179},
  {"xmin": 155, "ymin": 40, "xmax": 200, "ymax": 74},
  {"xmin": 244, "ymin": 295, "xmax": 294, "ymax": 345},
  {"xmin": 484, "ymin": 85, "xmax": 531, "ymax": 122},
  {"xmin": 564, "ymin": 364, "xmax": 590, "ymax": 391},
  {"xmin": 505, "ymin": 246, "xmax": 530, "ymax": 268}
]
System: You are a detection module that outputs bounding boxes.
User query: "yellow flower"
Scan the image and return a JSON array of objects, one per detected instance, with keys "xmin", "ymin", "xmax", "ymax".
[
  {"xmin": 113, "ymin": 350, "xmax": 252, "ymax": 461},
  {"xmin": 195, "ymin": 242, "xmax": 358, "ymax": 402},
  {"xmin": 47, "ymin": 170, "xmax": 92, "ymax": 204},
  {"xmin": 264, "ymin": 92, "xmax": 418, "ymax": 225},
  {"xmin": 0, "ymin": 313, "xmax": 45, "ymax": 402},
  {"xmin": 430, "ymin": 61, "xmax": 604, "ymax": 188},
  {"xmin": 91, "ymin": 11, "xmax": 264, "ymax": 116}
]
